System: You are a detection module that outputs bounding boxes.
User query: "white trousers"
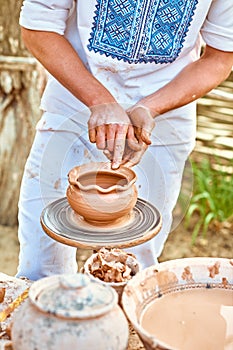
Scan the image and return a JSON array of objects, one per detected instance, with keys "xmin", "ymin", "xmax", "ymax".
[{"xmin": 16, "ymin": 115, "xmax": 194, "ymax": 280}]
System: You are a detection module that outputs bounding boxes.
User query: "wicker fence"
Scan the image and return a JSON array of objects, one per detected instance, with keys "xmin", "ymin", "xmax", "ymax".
[{"xmin": 194, "ymin": 70, "xmax": 233, "ymax": 171}]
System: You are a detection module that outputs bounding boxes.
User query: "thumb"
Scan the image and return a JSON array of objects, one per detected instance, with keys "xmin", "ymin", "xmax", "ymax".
[{"xmin": 141, "ymin": 129, "xmax": 152, "ymax": 145}]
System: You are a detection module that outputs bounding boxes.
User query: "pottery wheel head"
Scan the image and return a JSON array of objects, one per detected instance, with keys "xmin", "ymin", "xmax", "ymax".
[{"xmin": 40, "ymin": 197, "xmax": 162, "ymax": 250}]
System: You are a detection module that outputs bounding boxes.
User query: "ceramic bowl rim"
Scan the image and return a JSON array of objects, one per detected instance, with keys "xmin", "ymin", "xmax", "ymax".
[
  {"xmin": 67, "ymin": 162, "xmax": 137, "ymax": 193},
  {"xmin": 121, "ymin": 257, "xmax": 233, "ymax": 350}
]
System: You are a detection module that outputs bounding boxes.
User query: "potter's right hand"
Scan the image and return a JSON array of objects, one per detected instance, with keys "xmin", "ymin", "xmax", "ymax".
[{"xmin": 88, "ymin": 103, "xmax": 141, "ymax": 169}]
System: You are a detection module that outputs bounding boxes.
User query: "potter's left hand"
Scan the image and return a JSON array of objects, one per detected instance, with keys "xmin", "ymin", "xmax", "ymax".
[{"xmin": 127, "ymin": 104, "xmax": 155, "ymax": 146}]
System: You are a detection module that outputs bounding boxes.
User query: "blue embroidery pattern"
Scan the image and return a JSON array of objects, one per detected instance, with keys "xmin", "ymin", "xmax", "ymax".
[{"xmin": 88, "ymin": 0, "xmax": 198, "ymax": 64}]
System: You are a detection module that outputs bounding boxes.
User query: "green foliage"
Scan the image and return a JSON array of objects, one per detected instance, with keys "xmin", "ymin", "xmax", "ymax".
[{"xmin": 185, "ymin": 158, "xmax": 233, "ymax": 244}]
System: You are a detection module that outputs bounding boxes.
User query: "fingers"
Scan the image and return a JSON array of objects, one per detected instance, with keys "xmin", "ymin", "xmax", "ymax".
[
  {"xmin": 88, "ymin": 102, "xmax": 153, "ymax": 168},
  {"xmin": 103, "ymin": 149, "xmax": 113, "ymax": 161},
  {"xmin": 126, "ymin": 125, "xmax": 142, "ymax": 151},
  {"xmin": 123, "ymin": 144, "xmax": 148, "ymax": 167},
  {"xmin": 96, "ymin": 125, "xmax": 106, "ymax": 149},
  {"xmin": 94, "ymin": 124, "xmax": 128, "ymax": 169},
  {"xmin": 141, "ymin": 128, "xmax": 152, "ymax": 145},
  {"xmin": 133, "ymin": 126, "xmax": 152, "ymax": 146},
  {"xmin": 127, "ymin": 104, "xmax": 155, "ymax": 145},
  {"xmin": 90, "ymin": 123, "xmax": 128, "ymax": 168},
  {"xmin": 90, "ymin": 124, "xmax": 149, "ymax": 169},
  {"xmin": 104, "ymin": 138, "xmax": 148, "ymax": 168},
  {"xmin": 88, "ymin": 127, "xmax": 96, "ymax": 143},
  {"xmin": 106, "ymin": 124, "xmax": 117, "ymax": 152},
  {"xmin": 111, "ymin": 124, "xmax": 128, "ymax": 169},
  {"xmin": 89, "ymin": 124, "xmax": 119, "ymax": 151}
]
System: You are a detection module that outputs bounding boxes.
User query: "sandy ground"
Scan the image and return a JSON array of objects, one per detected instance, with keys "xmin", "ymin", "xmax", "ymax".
[
  {"xmin": 0, "ymin": 220, "xmax": 232, "ymax": 276},
  {"xmin": 0, "ymin": 226, "xmax": 19, "ymax": 277}
]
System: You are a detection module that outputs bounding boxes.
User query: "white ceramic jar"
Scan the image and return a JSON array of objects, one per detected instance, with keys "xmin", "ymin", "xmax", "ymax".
[{"xmin": 12, "ymin": 273, "xmax": 129, "ymax": 350}]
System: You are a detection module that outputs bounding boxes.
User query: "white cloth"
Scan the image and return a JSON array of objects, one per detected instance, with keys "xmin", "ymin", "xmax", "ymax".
[{"xmin": 17, "ymin": 0, "xmax": 233, "ymax": 279}]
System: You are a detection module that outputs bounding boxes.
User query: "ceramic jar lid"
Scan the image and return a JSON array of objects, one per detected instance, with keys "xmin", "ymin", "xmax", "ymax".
[{"xmin": 29, "ymin": 273, "xmax": 118, "ymax": 319}]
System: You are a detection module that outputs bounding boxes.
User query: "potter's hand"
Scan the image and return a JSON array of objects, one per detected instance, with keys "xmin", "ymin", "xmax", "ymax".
[
  {"xmin": 105, "ymin": 104, "xmax": 155, "ymax": 167},
  {"xmin": 104, "ymin": 142, "xmax": 148, "ymax": 168},
  {"xmin": 88, "ymin": 103, "xmax": 140, "ymax": 169},
  {"xmin": 103, "ymin": 105, "xmax": 155, "ymax": 167},
  {"xmin": 127, "ymin": 104, "xmax": 155, "ymax": 145}
]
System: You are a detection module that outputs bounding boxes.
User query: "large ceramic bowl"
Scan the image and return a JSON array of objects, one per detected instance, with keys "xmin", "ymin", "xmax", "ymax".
[
  {"xmin": 66, "ymin": 162, "xmax": 138, "ymax": 225},
  {"xmin": 122, "ymin": 257, "xmax": 233, "ymax": 350}
]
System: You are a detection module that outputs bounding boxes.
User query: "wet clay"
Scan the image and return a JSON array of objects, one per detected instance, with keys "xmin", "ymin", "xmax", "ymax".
[
  {"xmin": 66, "ymin": 163, "xmax": 138, "ymax": 224},
  {"xmin": 78, "ymin": 171, "xmax": 128, "ymax": 189},
  {"xmin": 140, "ymin": 287, "xmax": 233, "ymax": 350}
]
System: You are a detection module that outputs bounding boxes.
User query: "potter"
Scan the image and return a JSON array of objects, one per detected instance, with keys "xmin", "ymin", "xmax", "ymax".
[
  {"xmin": 66, "ymin": 162, "xmax": 138, "ymax": 224},
  {"xmin": 11, "ymin": 273, "xmax": 129, "ymax": 350}
]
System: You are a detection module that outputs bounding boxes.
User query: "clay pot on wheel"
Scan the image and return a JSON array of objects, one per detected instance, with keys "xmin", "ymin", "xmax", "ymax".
[
  {"xmin": 66, "ymin": 162, "xmax": 138, "ymax": 225},
  {"xmin": 11, "ymin": 273, "xmax": 129, "ymax": 350}
]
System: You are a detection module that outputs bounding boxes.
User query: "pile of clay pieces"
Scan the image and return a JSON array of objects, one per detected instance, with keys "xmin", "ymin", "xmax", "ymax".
[{"xmin": 87, "ymin": 248, "xmax": 138, "ymax": 283}]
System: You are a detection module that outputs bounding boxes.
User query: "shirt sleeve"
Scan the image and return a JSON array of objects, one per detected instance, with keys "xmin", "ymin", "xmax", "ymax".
[
  {"xmin": 200, "ymin": 0, "xmax": 233, "ymax": 51},
  {"xmin": 19, "ymin": 0, "xmax": 74, "ymax": 35}
]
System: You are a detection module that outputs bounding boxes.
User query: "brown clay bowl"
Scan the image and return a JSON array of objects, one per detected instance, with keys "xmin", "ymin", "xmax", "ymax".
[
  {"xmin": 66, "ymin": 162, "xmax": 138, "ymax": 225},
  {"xmin": 83, "ymin": 250, "xmax": 141, "ymax": 304}
]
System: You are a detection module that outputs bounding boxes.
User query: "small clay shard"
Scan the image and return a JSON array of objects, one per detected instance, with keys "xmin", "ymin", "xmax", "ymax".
[
  {"xmin": 208, "ymin": 261, "xmax": 220, "ymax": 278},
  {"xmin": 181, "ymin": 266, "xmax": 194, "ymax": 282},
  {"xmin": 0, "ymin": 288, "xmax": 6, "ymax": 303}
]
